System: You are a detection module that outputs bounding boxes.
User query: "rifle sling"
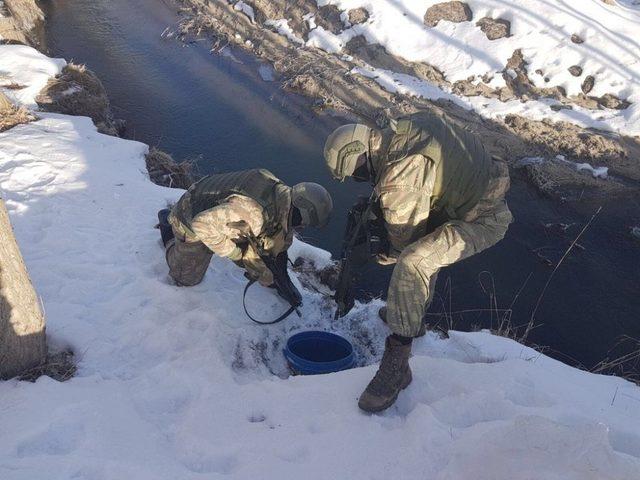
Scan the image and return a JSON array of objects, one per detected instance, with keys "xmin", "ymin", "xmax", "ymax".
[{"xmin": 242, "ymin": 280, "xmax": 297, "ymax": 325}]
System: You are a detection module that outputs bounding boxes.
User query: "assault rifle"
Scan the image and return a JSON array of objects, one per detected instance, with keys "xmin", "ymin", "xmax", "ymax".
[
  {"xmin": 242, "ymin": 232, "xmax": 302, "ymax": 325},
  {"xmin": 333, "ymin": 193, "xmax": 388, "ymax": 319}
]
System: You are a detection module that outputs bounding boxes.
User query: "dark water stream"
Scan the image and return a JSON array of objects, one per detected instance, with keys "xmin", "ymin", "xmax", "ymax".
[{"xmin": 42, "ymin": 0, "xmax": 640, "ymax": 372}]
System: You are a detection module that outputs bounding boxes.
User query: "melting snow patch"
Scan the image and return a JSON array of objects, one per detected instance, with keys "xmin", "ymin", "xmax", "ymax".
[
  {"xmin": 575, "ymin": 162, "xmax": 609, "ymax": 179},
  {"xmin": 233, "ymin": 1, "xmax": 254, "ymax": 23},
  {"xmin": 303, "ymin": 13, "xmax": 317, "ymax": 30},
  {"xmin": 306, "ymin": 26, "xmax": 346, "ymax": 53},
  {"xmin": 515, "ymin": 156, "xmax": 545, "ymax": 169},
  {"xmin": 265, "ymin": 19, "xmax": 305, "ymax": 45},
  {"xmin": 556, "ymin": 155, "xmax": 609, "ymax": 179}
]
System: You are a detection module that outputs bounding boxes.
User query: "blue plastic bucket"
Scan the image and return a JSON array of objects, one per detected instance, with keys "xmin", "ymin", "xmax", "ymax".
[{"xmin": 283, "ymin": 331, "xmax": 356, "ymax": 375}]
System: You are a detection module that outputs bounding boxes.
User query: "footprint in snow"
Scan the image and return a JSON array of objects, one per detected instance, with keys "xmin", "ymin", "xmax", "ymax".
[{"xmin": 16, "ymin": 419, "xmax": 85, "ymax": 457}]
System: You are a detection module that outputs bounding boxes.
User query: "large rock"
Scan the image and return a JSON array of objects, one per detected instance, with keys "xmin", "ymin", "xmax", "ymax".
[
  {"xmin": 597, "ymin": 93, "xmax": 630, "ymax": 110},
  {"xmin": 424, "ymin": 1, "xmax": 472, "ymax": 27},
  {"xmin": 571, "ymin": 34, "xmax": 584, "ymax": 44},
  {"xmin": 348, "ymin": 7, "xmax": 369, "ymax": 25},
  {"xmin": 581, "ymin": 75, "xmax": 595, "ymax": 94},
  {"xmin": 476, "ymin": 17, "xmax": 510, "ymax": 40},
  {"xmin": 316, "ymin": 4, "xmax": 344, "ymax": 34},
  {"xmin": 568, "ymin": 65, "xmax": 583, "ymax": 77}
]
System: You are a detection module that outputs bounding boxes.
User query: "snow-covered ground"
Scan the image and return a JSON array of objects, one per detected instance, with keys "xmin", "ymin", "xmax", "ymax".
[
  {"xmin": 266, "ymin": 0, "xmax": 640, "ymax": 135},
  {"xmin": 0, "ymin": 45, "xmax": 66, "ymax": 107},
  {"xmin": 2, "ymin": 44, "xmax": 640, "ymax": 480}
]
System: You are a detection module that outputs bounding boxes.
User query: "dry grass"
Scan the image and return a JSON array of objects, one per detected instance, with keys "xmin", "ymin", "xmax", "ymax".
[
  {"xmin": 18, "ymin": 349, "xmax": 77, "ymax": 383},
  {"xmin": 0, "ymin": 103, "xmax": 35, "ymax": 132},
  {"xmin": 591, "ymin": 336, "xmax": 640, "ymax": 385},
  {"xmin": 36, "ymin": 63, "xmax": 119, "ymax": 135},
  {"xmin": 145, "ymin": 147, "xmax": 197, "ymax": 189},
  {"xmin": 0, "ymin": 0, "xmax": 44, "ymax": 46},
  {"xmin": 1, "ymin": 82, "xmax": 26, "ymax": 90}
]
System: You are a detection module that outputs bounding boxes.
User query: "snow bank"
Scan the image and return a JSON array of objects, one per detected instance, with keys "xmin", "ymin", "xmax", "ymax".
[
  {"xmin": 0, "ymin": 45, "xmax": 66, "ymax": 107},
  {"xmin": 1, "ymin": 46, "xmax": 640, "ymax": 479},
  {"xmin": 269, "ymin": 0, "xmax": 640, "ymax": 135},
  {"xmin": 352, "ymin": 64, "xmax": 639, "ymax": 135}
]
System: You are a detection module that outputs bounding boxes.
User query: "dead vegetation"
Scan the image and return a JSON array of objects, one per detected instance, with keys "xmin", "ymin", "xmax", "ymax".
[
  {"xmin": 0, "ymin": 91, "xmax": 35, "ymax": 132},
  {"xmin": 36, "ymin": 63, "xmax": 123, "ymax": 136},
  {"xmin": 145, "ymin": 147, "xmax": 197, "ymax": 189},
  {"xmin": 0, "ymin": 0, "xmax": 44, "ymax": 46},
  {"xmin": 18, "ymin": 349, "xmax": 77, "ymax": 383},
  {"xmin": 591, "ymin": 336, "xmax": 640, "ymax": 385}
]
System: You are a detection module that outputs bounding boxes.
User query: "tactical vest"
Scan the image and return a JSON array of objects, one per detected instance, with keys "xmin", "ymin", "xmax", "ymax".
[
  {"xmin": 174, "ymin": 168, "xmax": 285, "ymax": 237},
  {"xmin": 384, "ymin": 112, "xmax": 491, "ymax": 220}
]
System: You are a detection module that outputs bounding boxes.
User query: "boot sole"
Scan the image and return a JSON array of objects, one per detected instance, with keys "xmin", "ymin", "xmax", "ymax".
[{"xmin": 359, "ymin": 368, "xmax": 413, "ymax": 414}]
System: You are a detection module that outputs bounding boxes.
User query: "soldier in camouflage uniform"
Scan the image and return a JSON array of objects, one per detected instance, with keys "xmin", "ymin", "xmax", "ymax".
[
  {"xmin": 324, "ymin": 111, "xmax": 512, "ymax": 412},
  {"xmin": 160, "ymin": 168, "xmax": 333, "ymax": 288}
]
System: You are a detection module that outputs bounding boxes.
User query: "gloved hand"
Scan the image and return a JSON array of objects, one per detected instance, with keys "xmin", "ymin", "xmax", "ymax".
[
  {"xmin": 374, "ymin": 252, "xmax": 398, "ymax": 266},
  {"xmin": 228, "ymin": 240, "xmax": 248, "ymax": 268}
]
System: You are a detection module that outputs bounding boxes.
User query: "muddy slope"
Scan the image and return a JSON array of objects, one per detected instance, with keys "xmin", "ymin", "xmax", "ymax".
[{"xmin": 176, "ymin": 0, "xmax": 640, "ymax": 199}]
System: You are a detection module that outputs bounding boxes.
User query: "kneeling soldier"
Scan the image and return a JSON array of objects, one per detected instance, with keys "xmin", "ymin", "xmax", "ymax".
[
  {"xmin": 160, "ymin": 168, "xmax": 333, "ymax": 288},
  {"xmin": 324, "ymin": 111, "xmax": 512, "ymax": 412}
]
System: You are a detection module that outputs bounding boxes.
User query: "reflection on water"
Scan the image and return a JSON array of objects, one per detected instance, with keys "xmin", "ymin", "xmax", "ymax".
[{"xmin": 43, "ymin": 0, "xmax": 640, "ymax": 371}]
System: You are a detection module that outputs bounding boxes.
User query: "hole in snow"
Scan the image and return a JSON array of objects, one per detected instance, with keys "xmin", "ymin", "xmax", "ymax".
[{"xmin": 228, "ymin": 263, "xmax": 390, "ymax": 379}]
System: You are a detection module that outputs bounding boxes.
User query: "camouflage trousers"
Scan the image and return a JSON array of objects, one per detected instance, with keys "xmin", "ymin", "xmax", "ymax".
[
  {"xmin": 165, "ymin": 236, "xmax": 214, "ymax": 286},
  {"xmin": 164, "ymin": 216, "xmax": 273, "ymax": 286},
  {"xmin": 386, "ymin": 160, "xmax": 513, "ymax": 337}
]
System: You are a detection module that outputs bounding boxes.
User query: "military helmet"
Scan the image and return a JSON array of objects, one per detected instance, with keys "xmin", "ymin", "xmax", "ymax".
[
  {"xmin": 323, "ymin": 124, "xmax": 372, "ymax": 181},
  {"xmin": 291, "ymin": 182, "xmax": 333, "ymax": 227}
]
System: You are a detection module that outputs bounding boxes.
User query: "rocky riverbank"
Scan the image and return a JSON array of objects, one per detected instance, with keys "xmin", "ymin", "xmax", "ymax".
[{"xmin": 174, "ymin": 0, "xmax": 640, "ymax": 201}]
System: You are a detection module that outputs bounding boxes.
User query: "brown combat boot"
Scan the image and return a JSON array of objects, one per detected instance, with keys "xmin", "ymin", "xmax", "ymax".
[
  {"xmin": 378, "ymin": 307, "xmax": 427, "ymax": 337},
  {"xmin": 358, "ymin": 335, "xmax": 412, "ymax": 413}
]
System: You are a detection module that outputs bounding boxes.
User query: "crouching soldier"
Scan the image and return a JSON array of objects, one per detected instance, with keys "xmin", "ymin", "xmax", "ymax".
[
  {"xmin": 324, "ymin": 111, "xmax": 513, "ymax": 412},
  {"xmin": 159, "ymin": 168, "xmax": 333, "ymax": 289}
]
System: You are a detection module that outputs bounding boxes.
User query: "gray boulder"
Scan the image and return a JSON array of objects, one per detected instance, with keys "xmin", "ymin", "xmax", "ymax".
[
  {"xmin": 424, "ymin": 1, "xmax": 473, "ymax": 27},
  {"xmin": 581, "ymin": 75, "xmax": 595, "ymax": 94},
  {"xmin": 348, "ymin": 7, "xmax": 369, "ymax": 25},
  {"xmin": 568, "ymin": 65, "xmax": 583, "ymax": 77},
  {"xmin": 476, "ymin": 17, "xmax": 510, "ymax": 40},
  {"xmin": 571, "ymin": 34, "xmax": 584, "ymax": 44}
]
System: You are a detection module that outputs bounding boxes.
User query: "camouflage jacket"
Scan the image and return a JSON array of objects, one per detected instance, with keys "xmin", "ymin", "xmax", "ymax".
[
  {"xmin": 372, "ymin": 112, "xmax": 492, "ymax": 254},
  {"xmin": 170, "ymin": 184, "xmax": 293, "ymax": 286}
]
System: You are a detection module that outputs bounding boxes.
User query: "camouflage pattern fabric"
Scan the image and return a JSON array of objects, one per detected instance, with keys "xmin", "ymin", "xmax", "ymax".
[
  {"xmin": 167, "ymin": 188, "xmax": 293, "ymax": 287},
  {"xmin": 374, "ymin": 152, "xmax": 436, "ymax": 254},
  {"xmin": 165, "ymin": 236, "xmax": 213, "ymax": 287},
  {"xmin": 385, "ymin": 159, "xmax": 512, "ymax": 337}
]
